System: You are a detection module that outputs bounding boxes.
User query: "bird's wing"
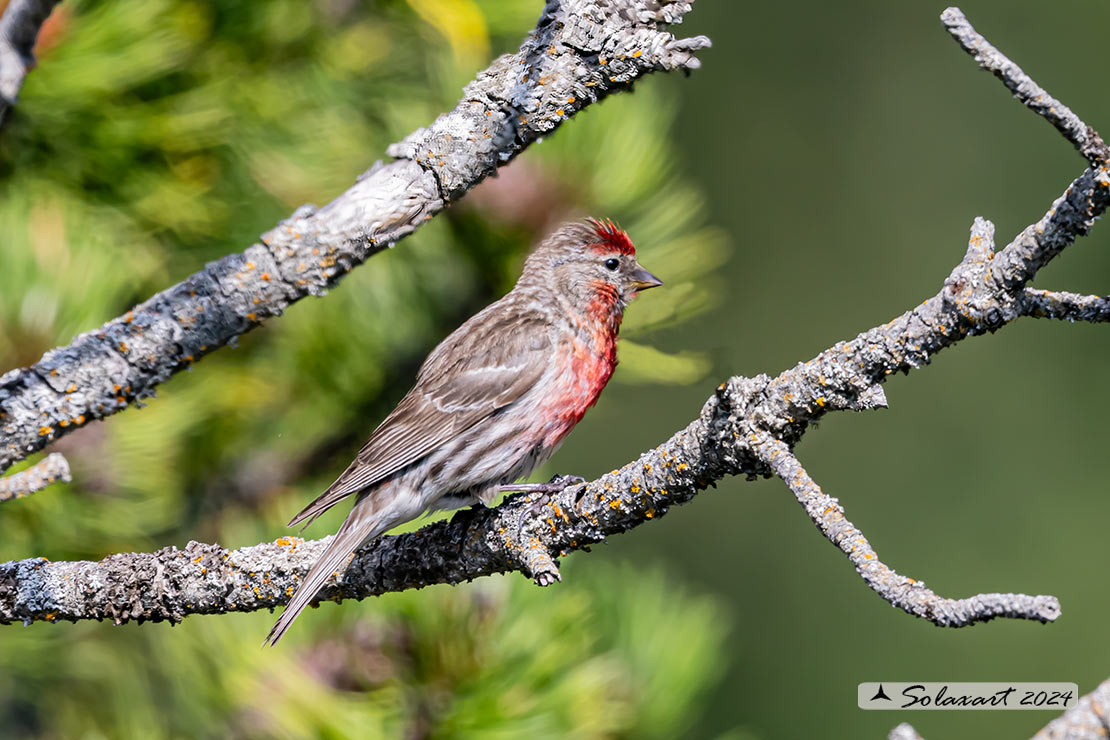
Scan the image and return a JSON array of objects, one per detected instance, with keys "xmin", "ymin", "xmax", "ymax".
[{"xmin": 288, "ymin": 309, "xmax": 552, "ymax": 528}]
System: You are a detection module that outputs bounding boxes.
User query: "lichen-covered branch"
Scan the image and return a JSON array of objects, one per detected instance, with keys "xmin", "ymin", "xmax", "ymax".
[
  {"xmin": 0, "ymin": 8, "xmax": 1104, "ymax": 630},
  {"xmin": 941, "ymin": 6, "xmax": 1109, "ymax": 166},
  {"xmin": 1020, "ymin": 288, "xmax": 1110, "ymax": 323},
  {"xmin": 0, "ymin": 0, "xmax": 60, "ymax": 125},
  {"xmin": 758, "ymin": 431, "xmax": 1059, "ymax": 626},
  {"xmin": 0, "ymin": 452, "xmax": 69, "ymax": 503},
  {"xmin": 0, "ymin": 0, "xmax": 710, "ymax": 474}
]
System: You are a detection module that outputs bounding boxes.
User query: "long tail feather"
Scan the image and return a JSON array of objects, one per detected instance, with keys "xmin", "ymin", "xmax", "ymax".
[
  {"xmin": 265, "ymin": 492, "xmax": 400, "ymax": 646},
  {"xmin": 287, "ymin": 472, "xmax": 361, "ymax": 529}
]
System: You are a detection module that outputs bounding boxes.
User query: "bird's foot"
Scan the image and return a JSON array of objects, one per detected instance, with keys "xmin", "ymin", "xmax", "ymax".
[
  {"xmin": 498, "ymin": 473, "xmax": 586, "ymax": 495},
  {"xmin": 515, "ymin": 490, "xmax": 551, "ymax": 541},
  {"xmin": 549, "ymin": 473, "xmax": 586, "ymax": 488},
  {"xmin": 508, "ymin": 474, "xmax": 585, "ymax": 541}
]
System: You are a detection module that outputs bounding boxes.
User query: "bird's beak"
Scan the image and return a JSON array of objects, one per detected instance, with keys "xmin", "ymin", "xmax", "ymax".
[{"xmin": 629, "ymin": 265, "xmax": 664, "ymax": 292}]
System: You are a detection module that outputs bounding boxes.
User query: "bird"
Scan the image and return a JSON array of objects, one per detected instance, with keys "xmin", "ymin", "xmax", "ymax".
[{"xmin": 265, "ymin": 218, "xmax": 662, "ymax": 645}]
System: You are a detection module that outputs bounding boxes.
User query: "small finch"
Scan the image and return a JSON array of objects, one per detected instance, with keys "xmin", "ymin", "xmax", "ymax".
[{"xmin": 266, "ymin": 218, "xmax": 662, "ymax": 645}]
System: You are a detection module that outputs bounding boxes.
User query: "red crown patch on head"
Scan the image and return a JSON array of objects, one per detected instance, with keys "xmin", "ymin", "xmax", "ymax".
[{"xmin": 587, "ymin": 218, "xmax": 636, "ymax": 256}]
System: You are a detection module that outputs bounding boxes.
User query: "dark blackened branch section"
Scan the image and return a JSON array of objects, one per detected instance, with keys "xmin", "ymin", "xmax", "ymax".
[
  {"xmin": 0, "ymin": 453, "xmax": 69, "ymax": 503},
  {"xmin": 0, "ymin": 0, "xmax": 710, "ymax": 474},
  {"xmin": 0, "ymin": 0, "xmax": 60, "ymax": 125},
  {"xmin": 757, "ymin": 433, "xmax": 1058, "ymax": 626},
  {"xmin": 1020, "ymin": 289, "xmax": 1110, "ymax": 323},
  {"xmin": 941, "ymin": 7, "xmax": 1109, "ymax": 165}
]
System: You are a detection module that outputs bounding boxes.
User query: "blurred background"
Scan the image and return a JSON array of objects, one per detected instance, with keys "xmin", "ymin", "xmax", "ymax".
[{"xmin": 1, "ymin": 0, "xmax": 1108, "ymax": 738}]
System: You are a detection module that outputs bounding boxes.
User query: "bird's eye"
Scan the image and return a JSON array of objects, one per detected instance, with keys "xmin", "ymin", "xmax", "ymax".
[{"xmin": 604, "ymin": 258, "xmax": 620, "ymax": 271}]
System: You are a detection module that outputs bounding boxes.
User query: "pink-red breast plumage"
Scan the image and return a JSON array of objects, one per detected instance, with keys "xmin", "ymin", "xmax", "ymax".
[{"xmin": 266, "ymin": 219, "xmax": 662, "ymax": 645}]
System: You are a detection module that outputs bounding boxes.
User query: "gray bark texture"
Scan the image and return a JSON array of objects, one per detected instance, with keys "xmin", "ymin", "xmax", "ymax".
[
  {"xmin": 0, "ymin": 452, "xmax": 69, "ymax": 503},
  {"xmin": 0, "ymin": 0, "xmax": 60, "ymax": 125},
  {"xmin": 0, "ymin": 7, "xmax": 1105, "ymax": 642},
  {"xmin": 0, "ymin": 0, "xmax": 709, "ymax": 473}
]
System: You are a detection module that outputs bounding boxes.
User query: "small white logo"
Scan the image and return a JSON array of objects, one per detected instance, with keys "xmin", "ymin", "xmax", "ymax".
[{"xmin": 858, "ymin": 683, "xmax": 1078, "ymax": 710}]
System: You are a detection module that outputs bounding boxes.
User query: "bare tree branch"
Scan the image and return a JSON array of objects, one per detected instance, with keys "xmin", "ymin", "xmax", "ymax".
[
  {"xmin": 0, "ymin": 0, "xmax": 60, "ymax": 126},
  {"xmin": 0, "ymin": 8, "xmax": 1104, "ymax": 631},
  {"xmin": 0, "ymin": 0, "xmax": 710, "ymax": 474},
  {"xmin": 1020, "ymin": 289, "xmax": 1110, "ymax": 323},
  {"xmin": 0, "ymin": 452, "xmax": 69, "ymax": 503},
  {"xmin": 759, "ymin": 430, "xmax": 1059, "ymax": 626},
  {"xmin": 941, "ymin": 6, "xmax": 1109, "ymax": 165}
]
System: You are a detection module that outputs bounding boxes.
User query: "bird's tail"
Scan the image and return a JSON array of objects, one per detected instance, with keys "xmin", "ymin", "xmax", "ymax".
[{"xmin": 265, "ymin": 490, "xmax": 402, "ymax": 646}]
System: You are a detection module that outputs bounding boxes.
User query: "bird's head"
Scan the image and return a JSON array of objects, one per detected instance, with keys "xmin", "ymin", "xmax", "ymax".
[{"xmin": 522, "ymin": 218, "xmax": 663, "ymax": 315}]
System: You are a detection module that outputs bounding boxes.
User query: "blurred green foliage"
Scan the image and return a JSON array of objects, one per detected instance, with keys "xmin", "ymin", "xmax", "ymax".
[{"xmin": 0, "ymin": 0, "xmax": 731, "ymax": 738}]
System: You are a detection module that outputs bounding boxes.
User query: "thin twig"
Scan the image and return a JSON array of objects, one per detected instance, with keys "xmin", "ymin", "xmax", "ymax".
[
  {"xmin": 757, "ymin": 431, "xmax": 1058, "ymax": 626},
  {"xmin": 0, "ymin": 452, "xmax": 70, "ymax": 502},
  {"xmin": 1020, "ymin": 288, "xmax": 1110, "ymax": 323},
  {"xmin": 941, "ymin": 6, "xmax": 1110, "ymax": 165}
]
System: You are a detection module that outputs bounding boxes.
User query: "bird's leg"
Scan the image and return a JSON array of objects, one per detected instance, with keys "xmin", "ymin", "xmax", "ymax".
[
  {"xmin": 499, "ymin": 483, "xmax": 554, "ymax": 493},
  {"xmin": 506, "ymin": 475, "xmax": 587, "ymax": 542},
  {"xmin": 497, "ymin": 474, "xmax": 586, "ymax": 495}
]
